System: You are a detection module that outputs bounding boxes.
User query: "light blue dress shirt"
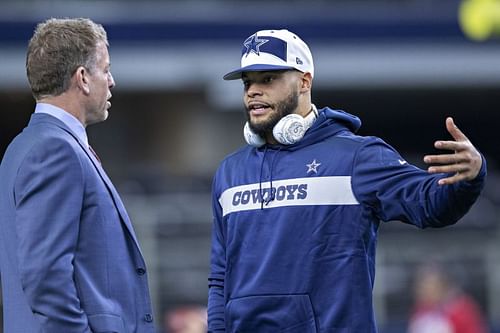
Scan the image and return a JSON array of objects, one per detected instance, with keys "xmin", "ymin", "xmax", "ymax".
[{"xmin": 35, "ymin": 103, "xmax": 89, "ymax": 147}]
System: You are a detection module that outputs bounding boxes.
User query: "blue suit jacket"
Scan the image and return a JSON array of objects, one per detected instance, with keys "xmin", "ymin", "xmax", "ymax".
[{"xmin": 0, "ymin": 113, "xmax": 156, "ymax": 333}]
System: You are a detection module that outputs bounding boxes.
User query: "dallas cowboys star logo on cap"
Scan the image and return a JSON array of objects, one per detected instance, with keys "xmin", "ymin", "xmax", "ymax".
[
  {"xmin": 243, "ymin": 33, "xmax": 269, "ymax": 56},
  {"xmin": 306, "ymin": 159, "xmax": 321, "ymax": 174}
]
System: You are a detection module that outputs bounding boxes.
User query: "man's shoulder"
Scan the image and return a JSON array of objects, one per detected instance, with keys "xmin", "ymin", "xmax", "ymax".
[
  {"xmin": 314, "ymin": 130, "xmax": 381, "ymax": 157},
  {"xmin": 3, "ymin": 123, "xmax": 82, "ymax": 168},
  {"xmin": 218, "ymin": 145, "xmax": 252, "ymax": 166},
  {"xmin": 20, "ymin": 123, "xmax": 77, "ymax": 151}
]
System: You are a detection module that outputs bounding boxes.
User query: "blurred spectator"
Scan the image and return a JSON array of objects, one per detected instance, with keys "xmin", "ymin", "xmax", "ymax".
[
  {"xmin": 163, "ymin": 305, "xmax": 207, "ymax": 333},
  {"xmin": 408, "ymin": 263, "xmax": 489, "ymax": 333}
]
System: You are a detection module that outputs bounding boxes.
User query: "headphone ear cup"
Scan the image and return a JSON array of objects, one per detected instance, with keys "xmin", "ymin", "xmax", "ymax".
[
  {"xmin": 243, "ymin": 122, "xmax": 266, "ymax": 147},
  {"xmin": 273, "ymin": 114, "xmax": 307, "ymax": 145}
]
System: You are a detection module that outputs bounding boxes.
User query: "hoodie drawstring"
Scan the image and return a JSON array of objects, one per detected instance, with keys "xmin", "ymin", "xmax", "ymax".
[
  {"xmin": 258, "ymin": 146, "xmax": 268, "ymax": 210},
  {"xmin": 259, "ymin": 146, "xmax": 282, "ymax": 209},
  {"xmin": 265, "ymin": 146, "xmax": 282, "ymax": 206}
]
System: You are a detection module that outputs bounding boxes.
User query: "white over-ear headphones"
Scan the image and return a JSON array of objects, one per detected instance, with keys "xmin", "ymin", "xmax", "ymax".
[{"xmin": 244, "ymin": 104, "xmax": 318, "ymax": 147}]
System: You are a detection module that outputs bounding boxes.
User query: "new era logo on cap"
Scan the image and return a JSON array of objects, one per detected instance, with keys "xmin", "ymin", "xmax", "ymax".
[{"xmin": 223, "ymin": 29, "xmax": 314, "ymax": 80}]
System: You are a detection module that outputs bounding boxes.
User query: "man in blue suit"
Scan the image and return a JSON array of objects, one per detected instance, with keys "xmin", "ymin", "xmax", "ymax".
[{"xmin": 0, "ymin": 18, "xmax": 155, "ymax": 332}]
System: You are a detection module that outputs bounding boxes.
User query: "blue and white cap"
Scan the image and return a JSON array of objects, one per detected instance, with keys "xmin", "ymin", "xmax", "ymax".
[{"xmin": 223, "ymin": 29, "xmax": 314, "ymax": 80}]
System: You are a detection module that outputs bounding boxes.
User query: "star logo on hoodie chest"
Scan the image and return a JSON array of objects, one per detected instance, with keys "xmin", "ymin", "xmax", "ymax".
[{"xmin": 306, "ymin": 159, "xmax": 321, "ymax": 174}]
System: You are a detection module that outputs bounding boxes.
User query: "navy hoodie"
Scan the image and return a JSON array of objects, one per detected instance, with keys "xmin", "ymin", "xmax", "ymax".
[{"xmin": 208, "ymin": 107, "xmax": 486, "ymax": 333}]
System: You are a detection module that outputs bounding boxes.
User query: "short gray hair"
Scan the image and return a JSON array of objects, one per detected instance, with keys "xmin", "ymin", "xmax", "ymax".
[{"xmin": 26, "ymin": 18, "xmax": 108, "ymax": 100}]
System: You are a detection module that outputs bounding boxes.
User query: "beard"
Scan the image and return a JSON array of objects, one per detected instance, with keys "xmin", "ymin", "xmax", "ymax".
[{"xmin": 246, "ymin": 90, "xmax": 299, "ymax": 137}]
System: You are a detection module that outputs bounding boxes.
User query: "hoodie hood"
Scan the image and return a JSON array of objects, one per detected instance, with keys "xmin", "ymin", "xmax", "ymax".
[{"xmin": 318, "ymin": 107, "xmax": 362, "ymax": 133}]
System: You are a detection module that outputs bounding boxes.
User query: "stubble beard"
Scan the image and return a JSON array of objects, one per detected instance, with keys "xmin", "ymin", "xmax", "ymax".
[
  {"xmin": 85, "ymin": 104, "xmax": 109, "ymax": 127},
  {"xmin": 246, "ymin": 90, "xmax": 299, "ymax": 138}
]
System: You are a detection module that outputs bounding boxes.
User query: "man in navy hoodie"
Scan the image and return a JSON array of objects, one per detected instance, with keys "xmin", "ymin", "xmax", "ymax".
[{"xmin": 208, "ymin": 29, "xmax": 486, "ymax": 333}]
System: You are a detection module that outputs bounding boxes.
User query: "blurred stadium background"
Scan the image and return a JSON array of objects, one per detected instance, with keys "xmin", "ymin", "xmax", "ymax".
[{"xmin": 1, "ymin": 0, "xmax": 500, "ymax": 332}]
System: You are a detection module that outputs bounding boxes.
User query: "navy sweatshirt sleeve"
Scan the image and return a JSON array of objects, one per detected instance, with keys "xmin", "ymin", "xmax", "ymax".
[
  {"xmin": 208, "ymin": 173, "xmax": 227, "ymax": 332},
  {"xmin": 351, "ymin": 137, "xmax": 486, "ymax": 228}
]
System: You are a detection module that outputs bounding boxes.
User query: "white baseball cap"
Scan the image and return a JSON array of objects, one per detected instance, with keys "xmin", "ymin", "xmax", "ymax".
[{"xmin": 223, "ymin": 29, "xmax": 314, "ymax": 80}]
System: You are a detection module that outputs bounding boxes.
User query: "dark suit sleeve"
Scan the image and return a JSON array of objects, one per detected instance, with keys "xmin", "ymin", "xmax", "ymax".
[{"xmin": 14, "ymin": 137, "xmax": 92, "ymax": 332}]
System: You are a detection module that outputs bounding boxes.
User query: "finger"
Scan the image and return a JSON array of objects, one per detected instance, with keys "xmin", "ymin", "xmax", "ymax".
[
  {"xmin": 428, "ymin": 163, "xmax": 470, "ymax": 174},
  {"xmin": 424, "ymin": 154, "xmax": 457, "ymax": 165},
  {"xmin": 424, "ymin": 151, "xmax": 470, "ymax": 165},
  {"xmin": 437, "ymin": 172, "xmax": 467, "ymax": 186},
  {"xmin": 445, "ymin": 117, "xmax": 469, "ymax": 142},
  {"xmin": 434, "ymin": 140, "xmax": 469, "ymax": 152}
]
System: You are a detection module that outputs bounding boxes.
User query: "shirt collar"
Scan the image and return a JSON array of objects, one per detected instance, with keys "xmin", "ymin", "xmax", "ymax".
[{"xmin": 34, "ymin": 103, "xmax": 89, "ymax": 147}]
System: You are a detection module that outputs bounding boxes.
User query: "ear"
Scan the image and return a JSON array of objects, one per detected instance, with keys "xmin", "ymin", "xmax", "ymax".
[
  {"xmin": 299, "ymin": 72, "xmax": 313, "ymax": 93},
  {"xmin": 75, "ymin": 66, "xmax": 91, "ymax": 95}
]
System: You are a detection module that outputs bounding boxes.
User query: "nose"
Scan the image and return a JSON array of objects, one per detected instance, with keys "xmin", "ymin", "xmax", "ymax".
[
  {"xmin": 246, "ymin": 82, "xmax": 263, "ymax": 97},
  {"xmin": 108, "ymin": 71, "xmax": 115, "ymax": 89}
]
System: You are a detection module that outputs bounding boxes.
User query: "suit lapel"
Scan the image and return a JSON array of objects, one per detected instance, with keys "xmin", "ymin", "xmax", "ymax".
[
  {"xmin": 81, "ymin": 143, "xmax": 142, "ymax": 249},
  {"xmin": 29, "ymin": 114, "xmax": 143, "ymax": 252}
]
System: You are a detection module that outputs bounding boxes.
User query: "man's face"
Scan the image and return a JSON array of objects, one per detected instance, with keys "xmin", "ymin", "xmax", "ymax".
[
  {"xmin": 84, "ymin": 41, "xmax": 115, "ymax": 126},
  {"xmin": 242, "ymin": 70, "xmax": 301, "ymax": 137}
]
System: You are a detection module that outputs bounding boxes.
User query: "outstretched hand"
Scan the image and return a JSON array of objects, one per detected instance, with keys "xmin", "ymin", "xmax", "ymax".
[{"xmin": 423, "ymin": 117, "xmax": 482, "ymax": 185}]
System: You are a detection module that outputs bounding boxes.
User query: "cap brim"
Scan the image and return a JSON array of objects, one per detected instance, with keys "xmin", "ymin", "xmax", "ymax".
[{"xmin": 223, "ymin": 64, "xmax": 295, "ymax": 80}]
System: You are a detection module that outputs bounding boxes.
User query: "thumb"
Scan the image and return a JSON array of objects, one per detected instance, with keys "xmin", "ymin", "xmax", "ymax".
[{"xmin": 446, "ymin": 117, "xmax": 467, "ymax": 142}]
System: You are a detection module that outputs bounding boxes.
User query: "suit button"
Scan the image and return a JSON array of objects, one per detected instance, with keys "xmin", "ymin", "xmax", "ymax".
[
  {"xmin": 144, "ymin": 313, "xmax": 153, "ymax": 322},
  {"xmin": 136, "ymin": 268, "xmax": 146, "ymax": 275}
]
